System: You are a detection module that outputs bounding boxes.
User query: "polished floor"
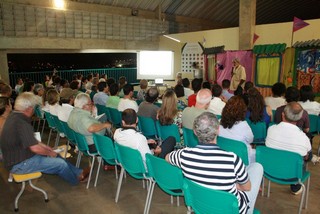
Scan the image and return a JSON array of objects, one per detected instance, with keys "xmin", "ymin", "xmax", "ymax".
[{"xmin": 1, "ymin": 129, "xmax": 320, "ymax": 214}]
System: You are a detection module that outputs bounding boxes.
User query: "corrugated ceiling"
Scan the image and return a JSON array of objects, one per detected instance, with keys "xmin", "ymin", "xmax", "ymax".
[{"xmin": 71, "ymin": 0, "xmax": 320, "ymax": 32}]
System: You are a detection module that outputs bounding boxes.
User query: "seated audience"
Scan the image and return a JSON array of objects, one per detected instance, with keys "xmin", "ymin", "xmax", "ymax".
[
  {"xmin": 0, "ymin": 92, "xmax": 89, "ymax": 185},
  {"xmin": 114, "ymin": 109, "xmax": 175, "ymax": 166},
  {"xmin": 298, "ymin": 85, "xmax": 320, "ymax": 115},
  {"xmin": 106, "ymin": 83, "xmax": 121, "ymax": 109},
  {"xmin": 266, "ymin": 102, "xmax": 319, "ymax": 195},
  {"xmin": 47, "ymin": 89, "xmax": 62, "ymax": 116},
  {"xmin": 188, "ymin": 78, "xmax": 202, "ymax": 107},
  {"xmin": 182, "ymin": 88, "xmax": 211, "ymax": 130},
  {"xmin": 137, "ymin": 79, "xmax": 148, "ymax": 101},
  {"xmin": 58, "ymin": 88, "xmax": 77, "ymax": 122},
  {"xmin": 118, "ymin": 76, "xmax": 127, "ymax": 98},
  {"xmin": 68, "ymin": 93, "xmax": 111, "ymax": 153},
  {"xmin": 85, "ymin": 74, "xmax": 93, "ymax": 91},
  {"xmin": 33, "ymin": 83, "xmax": 45, "ymax": 106},
  {"xmin": 208, "ymin": 84, "xmax": 226, "ymax": 116},
  {"xmin": 0, "ymin": 82, "xmax": 13, "ymax": 97},
  {"xmin": 275, "ymin": 86, "xmax": 310, "ymax": 133},
  {"xmin": 118, "ymin": 84, "xmax": 138, "ymax": 112},
  {"xmin": 221, "ymin": 79, "xmax": 233, "ymax": 101},
  {"xmin": 22, "ymin": 80, "xmax": 35, "ymax": 93},
  {"xmin": 15, "ymin": 78, "xmax": 23, "ymax": 95},
  {"xmin": 166, "ymin": 112, "xmax": 263, "ymax": 214},
  {"xmin": 242, "ymin": 81, "xmax": 254, "ymax": 106},
  {"xmin": 264, "ymin": 82, "xmax": 287, "ymax": 110},
  {"xmin": 182, "ymin": 78, "xmax": 193, "ymax": 99},
  {"xmin": 219, "ymin": 96, "xmax": 255, "ymax": 163},
  {"xmin": 202, "ymin": 81, "xmax": 211, "ymax": 90},
  {"xmin": 174, "ymin": 84, "xmax": 187, "ymax": 110},
  {"xmin": 246, "ymin": 88, "xmax": 272, "ymax": 126},
  {"xmin": 93, "ymin": 82, "xmax": 109, "ymax": 106},
  {"xmin": 137, "ymin": 87, "xmax": 159, "ymax": 120}
]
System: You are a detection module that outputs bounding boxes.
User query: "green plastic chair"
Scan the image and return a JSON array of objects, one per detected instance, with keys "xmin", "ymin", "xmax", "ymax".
[
  {"xmin": 216, "ymin": 114, "xmax": 222, "ymax": 120},
  {"xmin": 217, "ymin": 136, "xmax": 249, "ymax": 165},
  {"xmin": 107, "ymin": 107, "xmax": 122, "ymax": 128},
  {"xmin": 95, "ymin": 104, "xmax": 111, "ymax": 122},
  {"xmin": 34, "ymin": 105, "xmax": 46, "ymax": 137},
  {"xmin": 308, "ymin": 114, "xmax": 318, "ymax": 134},
  {"xmin": 182, "ymin": 127, "xmax": 198, "ymax": 147},
  {"xmin": 145, "ymin": 154, "xmax": 184, "ymax": 213},
  {"xmin": 114, "ymin": 143, "xmax": 151, "ymax": 214},
  {"xmin": 92, "ymin": 133, "xmax": 119, "ymax": 186},
  {"xmin": 51, "ymin": 115, "xmax": 65, "ymax": 148},
  {"xmin": 155, "ymin": 121, "xmax": 180, "ymax": 143},
  {"xmin": 246, "ymin": 119, "xmax": 267, "ymax": 145},
  {"xmin": 43, "ymin": 111, "xmax": 58, "ymax": 146},
  {"xmin": 73, "ymin": 132, "xmax": 99, "ymax": 189},
  {"xmin": 256, "ymin": 146, "xmax": 310, "ymax": 214},
  {"xmin": 183, "ymin": 178, "xmax": 239, "ymax": 214},
  {"xmin": 138, "ymin": 116, "xmax": 158, "ymax": 139}
]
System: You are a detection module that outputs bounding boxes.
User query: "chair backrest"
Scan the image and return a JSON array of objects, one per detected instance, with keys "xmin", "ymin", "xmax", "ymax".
[
  {"xmin": 93, "ymin": 133, "xmax": 117, "ymax": 165},
  {"xmin": 107, "ymin": 107, "xmax": 122, "ymax": 128},
  {"xmin": 114, "ymin": 142, "xmax": 147, "ymax": 179},
  {"xmin": 146, "ymin": 154, "xmax": 184, "ymax": 196},
  {"xmin": 96, "ymin": 104, "xmax": 112, "ymax": 122},
  {"xmin": 217, "ymin": 136, "xmax": 249, "ymax": 165},
  {"xmin": 182, "ymin": 127, "xmax": 198, "ymax": 147},
  {"xmin": 73, "ymin": 132, "xmax": 90, "ymax": 155},
  {"xmin": 60, "ymin": 121, "xmax": 75, "ymax": 142},
  {"xmin": 308, "ymin": 114, "xmax": 318, "ymax": 133},
  {"xmin": 51, "ymin": 115, "xmax": 64, "ymax": 134},
  {"xmin": 256, "ymin": 146, "xmax": 304, "ymax": 181},
  {"xmin": 183, "ymin": 178, "xmax": 239, "ymax": 214},
  {"xmin": 138, "ymin": 116, "xmax": 157, "ymax": 138},
  {"xmin": 246, "ymin": 119, "xmax": 267, "ymax": 143},
  {"xmin": 34, "ymin": 105, "xmax": 44, "ymax": 119},
  {"xmin": 216, "ymin": 114, "xmax": 222, "ymax": 120},
  {"xmin": 155, "ymin": 120, "xmax": 180, "ymax": 143},
  {"xmin": 44, "ymin": 111, "xmax": 56, "ymax": 128}
]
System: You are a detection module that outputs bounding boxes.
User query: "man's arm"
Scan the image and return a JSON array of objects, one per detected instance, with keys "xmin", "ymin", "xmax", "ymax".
[
  {"xmin": 29, "ymin": 142, "xmax": 57, "ymax": 157},
  {"xmin": 87, "ymin": 122, "xmax": 111, "ymax": 133}
]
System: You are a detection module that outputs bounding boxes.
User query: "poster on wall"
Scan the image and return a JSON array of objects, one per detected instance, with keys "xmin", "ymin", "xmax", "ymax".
[
  {"xmin": 181, "ymin": 42, "xmax": 204, "ymax": 78},
  {"xmin": 296, "ymin": 49, "xmax": 320, "ymax": 93}
]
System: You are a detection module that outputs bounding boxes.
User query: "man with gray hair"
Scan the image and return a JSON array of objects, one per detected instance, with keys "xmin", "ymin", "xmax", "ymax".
[
  {"xmin": 166, "ymin": 112, "xmax": 263, "ymax": 214},
  {"xmin": 137, "ymin": 87, "xmax": 159, "ymax": 121},
  {"xmin": 0, "ymin": 92, "xmax": 89, "ymax": 185},
  {"xmin": 266, "ymin": 101, "xmax": 318, "ymax": 195},
  {"xmin": 230, "ymin": 58, "xmax": 246, "ymax": 91},
  {"xmin": 182, "ymin": 88, "xmax": 212, "ymax": 129},
  {"xmin": 68, "ymin": 93, "xmax": 111, "ymax": 153}
]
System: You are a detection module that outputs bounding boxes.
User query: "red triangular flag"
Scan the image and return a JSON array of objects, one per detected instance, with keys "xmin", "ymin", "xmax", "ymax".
[
  {"xmin": 253, "ymin": 33, "xmax": 259, "ymax": 44},
  {"xmin": 293, "ymin": 17, "xmax": 309, "ymax": 32}
]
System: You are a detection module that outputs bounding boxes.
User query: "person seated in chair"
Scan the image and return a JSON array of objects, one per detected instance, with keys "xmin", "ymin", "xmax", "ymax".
[
  {"xmin": 114, "ymin": 108, "xmax": 176, "ymax": 166},
  {"xmin": 166, "ymin": 112, "xmax": 263, "ymax": 214},
  {"xmin": 0, "ymin": 92, "xmax": 89, "ymax": 185},
  {"xmin": 137, "ymin": 87, "xmax": 160, "ymax": 121}
]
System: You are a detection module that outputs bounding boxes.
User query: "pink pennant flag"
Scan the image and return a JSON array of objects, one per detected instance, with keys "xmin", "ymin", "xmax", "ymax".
[
  {"xmin": 253, "ymin": 33, "xmax": 259, "ymax": 44},
  {"xmin": 293, "ymin": 17, "xmax": 309, "ymax": 32}
]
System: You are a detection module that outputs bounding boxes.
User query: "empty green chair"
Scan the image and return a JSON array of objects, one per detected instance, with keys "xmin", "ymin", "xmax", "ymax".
[
  {"xmin": 114, "ymin": 143, "xmax": 151, "ymax": 214},
  {"xmin": 73, "ymin": 132, "xmax": 99, "ymax": 189},
  {"xmin": 217, "ymin": 136, "xmax": 249, "ymax": 165},
  {"xmin": 138, "ymin": 116, "xmax": 158, "ymax": 139},
  {"xmin": 145, "ymin": 154, "xmax": 184, "ymax": 213},
  {"xmin": 182, "ymin": 127, "xmax": 198, "ymax": 147},
  {"xmin": 183, "ymin": 178, "xmax": 239, "ymax": 214},
  {"xmin": 93, "ymin": 133, "xmax": 119, "ymax": 186},
  {"xmin": 155, "ymin": 121, "xmax": 180, "ymax": 143},
  {"xmin": 308, "ymin": 114, "xmax": 318, "ymax": 134},
  {"xmin": 256, "ymin": 146, "xmax": 310, "ymax": 214},
  {"xmin": 107, "ymin": 107, "xmax": 122, "ymax": 128}
]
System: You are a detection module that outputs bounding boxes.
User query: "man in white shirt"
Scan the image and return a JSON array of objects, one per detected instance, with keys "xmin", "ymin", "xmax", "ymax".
[
  {"xmin": 118, "ymin": 84, "xmax": 138, "ymax": 112},
  {"xmin": 264, "ymin": 83, "xmax": 286, "ymax": 110},
  {"xmin": 208, "ymin": 84, "xmax": 226, "ymax": 116},
  {"xmin": 266, "ymin": 102, "xmax": 317, "ymax": 195},
  {"xmin": 93, "ymin": 82, "xmax": 109, "ymax": 106}
]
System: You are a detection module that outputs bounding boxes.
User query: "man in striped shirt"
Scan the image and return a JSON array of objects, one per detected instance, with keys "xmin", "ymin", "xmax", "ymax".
[{"xmin": 166, "ymin": 112, "xmax": 263, "ymax": 214}]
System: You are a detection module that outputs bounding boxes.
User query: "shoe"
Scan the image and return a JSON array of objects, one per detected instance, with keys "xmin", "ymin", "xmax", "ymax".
[
  {"xmin": 78, "ymin": 167, "xmax": 91, "ymax": 183},
  {"xmin": 311, "ymin": 154, "xmax": 320, "ymax": 165},
  {"xmin": 291, "ymin": 187, "xmax": 303, "ymax": 195},
  {"xmin": 103, "ymin": 165, "xmax": 115, "ymax": 171}
]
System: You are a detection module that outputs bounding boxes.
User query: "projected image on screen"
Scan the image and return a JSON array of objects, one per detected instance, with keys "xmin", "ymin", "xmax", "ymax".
[{"xmin": 137, "ymin": 51, "xmax": 174, "ymax": 80}]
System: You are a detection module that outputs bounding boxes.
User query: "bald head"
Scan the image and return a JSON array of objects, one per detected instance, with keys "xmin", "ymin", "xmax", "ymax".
[
  {"xmin": 283, "ymin": 102, "xmax": 303, "ymax": 123},
  {"xmin": 195, "ymin": 89, "xmax": 212, "ymax": 109}
]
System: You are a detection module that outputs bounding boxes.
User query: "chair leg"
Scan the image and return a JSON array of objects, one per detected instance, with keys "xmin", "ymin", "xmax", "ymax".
[
  {"xmin": 115, "ymin": 167, "xmax": 125, "ymax": 203},
  {"xmin": 267, "ymin": 180, "xmax": 271, "ymax": 198},
  {"xmin": 115, "ymin": 164, "xmax": 118, "ymax": 180},
  {"xmin": 76, "ymin": 152, "xmax": 82, "ymax": 168},
  {"xmin": 37, "ymin": 119, "xmax": 41, "ymax": 131},
  {"xmin": 94, "ymin": 157, "xmax": 102, "ymax": 187},
  {"xmin": 298, "ymin": 183, "xmax": 306, "ymax": 214},
  {"xmin": 86, "ymin": 156, "xmax": 96, "ymax": 189},
  {"xmin": 261, "ymin": 177, "xmax": 265, "ymax": 197},
  {"xmin": 14, "ymin": 181, "xmax": 26, "ymax": 212},
  {"xmin": 144, "ymin": 180, "xmax": 155, "ymax": 214},
  {"xmin": 304, "ymin": 178, "xmax": 310, "ymax": 209},
  {"xmin": 47, "ymin": 129, "xmax": 52, "ymax": 146},
  {"xmin": 177, "ymin": 196, "xmax": 180, "ymax": 207},
  {"xmin": 41, "ymin": 120, "xmax": 46, "ymax": 137},
  {"xmin": 170, "ymin": 195, "xmax": 173, "ymax": 204},
  {"xmin": 54, "ymin": 133, "xmax": 60, "ymax": 148},
  {"xmin": 187, "ymin": 206, "xmax": 193, "ymax": 214},
  {"xmin": 29, "ymin": 180, "xmax": 49, "ymax": 202}
]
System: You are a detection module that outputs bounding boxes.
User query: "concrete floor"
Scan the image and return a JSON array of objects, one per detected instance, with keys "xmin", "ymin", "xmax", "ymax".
[{"xmin": 1, "ymin": 129, "xmax": 320, "ymax": 214}]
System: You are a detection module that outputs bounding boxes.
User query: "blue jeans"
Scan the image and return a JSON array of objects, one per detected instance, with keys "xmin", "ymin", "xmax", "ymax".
[
  {"xmin": 245, "ymin": 162, "xmax": 264, "ymax": 214},
  {"xmin": 11, "ymin": 155, "xmax": 82, "ymax": 185}
]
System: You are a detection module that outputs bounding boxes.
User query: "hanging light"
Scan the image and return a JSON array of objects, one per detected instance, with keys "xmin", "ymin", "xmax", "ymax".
[{"xmin": 53, "ymin": 0, "xmax": 65, "ymax": 10}]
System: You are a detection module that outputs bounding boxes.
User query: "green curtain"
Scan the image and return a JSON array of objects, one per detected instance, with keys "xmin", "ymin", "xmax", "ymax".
[{"xmin": 256, "ymin": 57, "xmax": 280, "ymax": 86}]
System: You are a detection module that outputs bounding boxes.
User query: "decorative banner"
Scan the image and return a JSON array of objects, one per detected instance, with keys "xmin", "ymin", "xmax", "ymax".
[
  {"xmin": 253, "ymin": 33, "xmax": 259, "ymax": 44},
  {"xmin": 293, "ymin": 17, "xmax": 309, "ymax": 32},
  {"xmin": 181, "ymin": 42, "xmax": 205, "ymax": 74}
]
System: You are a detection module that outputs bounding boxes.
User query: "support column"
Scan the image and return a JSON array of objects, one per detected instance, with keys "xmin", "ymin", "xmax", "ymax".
[
  {"xmin": 239, "ymin": 0, "xmax": 256, "ymax": 50},
  {"xmin": 0, "ymin": 50, "xmax": 9, "ymax": 84}
]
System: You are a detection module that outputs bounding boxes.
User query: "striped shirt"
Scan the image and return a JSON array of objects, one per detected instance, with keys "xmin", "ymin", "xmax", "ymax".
[{"xmin": 168, "ymin": 144, "xmax": 249, "ymax": 214}]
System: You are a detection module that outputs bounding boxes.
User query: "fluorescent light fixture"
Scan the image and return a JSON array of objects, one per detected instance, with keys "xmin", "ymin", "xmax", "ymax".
[
  {"xmin": 163, "ymin": 35, "xmax": 180, "ymax": 43},
  {"xmin": 53, "ymin": 0, "xmax": 65, "ymax": 10}
]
